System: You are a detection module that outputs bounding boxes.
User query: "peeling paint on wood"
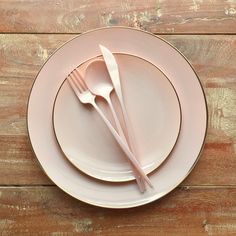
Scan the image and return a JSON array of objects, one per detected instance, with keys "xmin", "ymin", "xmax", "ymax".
[
  {"xmin": 72, "ymin": 218, "xmax": 93, "ymax": 233},
  {"xmin": 0, "ymin": 0, "xmax": 236, "ymax": 33}
]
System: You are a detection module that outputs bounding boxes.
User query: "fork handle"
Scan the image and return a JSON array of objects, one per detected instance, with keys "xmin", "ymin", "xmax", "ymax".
[{"xmin": 91, "ymin": 101, "xmax": 153, "ymax": 188}]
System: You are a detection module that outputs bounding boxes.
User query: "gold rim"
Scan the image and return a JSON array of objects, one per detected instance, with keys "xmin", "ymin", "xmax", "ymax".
[
  {"xmin": 51, "ymin": 53, "xmax": 183, "ymax": 183},
  {"xmin": 26, "ymin": 26, "xmax": 208, "ymax": 209}
]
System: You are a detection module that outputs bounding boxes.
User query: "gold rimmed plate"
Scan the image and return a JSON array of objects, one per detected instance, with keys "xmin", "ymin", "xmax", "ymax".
[
  {"xmin": 27, "ymin": 27, "xmax": 207, "ymax": 208},
  {"xmin": 53, "ymin": 54, "xmax": 182, "ymax": 182}
]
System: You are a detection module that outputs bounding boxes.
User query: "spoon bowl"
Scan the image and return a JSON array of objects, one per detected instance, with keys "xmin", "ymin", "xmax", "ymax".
[{"xmin": 85, "ymin": 59, "xmax": 114, "ymax": 100}]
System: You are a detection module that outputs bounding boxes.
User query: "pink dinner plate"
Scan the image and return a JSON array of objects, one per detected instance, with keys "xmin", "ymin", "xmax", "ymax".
[
  {"xmin": 27, "ymin": 27, "xmax": 207, "ymax": 208},
  {"xmin": 53, "ymin": 54, "xmax": 181, "ymax": 182}
]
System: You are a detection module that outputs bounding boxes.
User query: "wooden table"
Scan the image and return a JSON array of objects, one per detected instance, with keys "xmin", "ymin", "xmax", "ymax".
[{"xmin": 0, "ymin": 1, "xmax": 236, "ymax": 235}]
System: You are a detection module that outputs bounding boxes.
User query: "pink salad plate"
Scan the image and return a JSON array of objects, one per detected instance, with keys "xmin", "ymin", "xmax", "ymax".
[
  {"xmin": 53, "ymin": 54, "xmax": 181, "ymax": 182},
  {"xmin": 27, "ymin": 27, "xmax": 207, "ymax": 209}
]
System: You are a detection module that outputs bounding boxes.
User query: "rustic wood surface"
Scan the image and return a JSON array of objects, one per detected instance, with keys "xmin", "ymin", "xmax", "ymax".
[
  {"xmin": 0, "ymin": 1, "xmax": 236, "ymax": 235},
  {"xmin": 0, "ymin": 187, "xmax": 236, "ymax": 235},
  {"xmin": 1, "ymin": 0, "xmax": 236, "ymax": 34}
]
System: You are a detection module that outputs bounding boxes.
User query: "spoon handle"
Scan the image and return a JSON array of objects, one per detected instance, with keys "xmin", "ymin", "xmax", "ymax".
[
  {"xmin": 91, "ymin": 100, "xmax": 153, "ymax": 188},
  {"xmin": 106, "ymin": 96, "xmax": 146, "ymax": 192}
]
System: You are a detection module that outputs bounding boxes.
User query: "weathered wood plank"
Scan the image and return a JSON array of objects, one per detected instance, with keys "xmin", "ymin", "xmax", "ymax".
[
  {"xmin": 0, "ymin": 136, "xmax": 51, "ymax": 185},
  {"xmin": 0, "ymin": 34, "xmax": 236, "ymax": 185},
  {"xmin": 0, "ymin": 187, "xmax": 235, "ymax": 235},
  {"xmin": 0, "ymin": 34, "xmax": 72, "ymax": 79},
  {"xmin": 0, "ymin": 0, "xmax": 236, "ymax": 34}
]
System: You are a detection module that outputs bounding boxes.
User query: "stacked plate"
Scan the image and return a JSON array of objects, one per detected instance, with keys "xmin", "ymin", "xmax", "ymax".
[{"xmin": 27, "ymin": 27, "xmax": 207, "ymax": 208}]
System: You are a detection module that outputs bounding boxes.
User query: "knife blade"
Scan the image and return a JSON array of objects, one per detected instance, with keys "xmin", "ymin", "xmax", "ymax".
[{"xmin": 99, "ymin": 45, "xmax": 124, "ymax": 103}]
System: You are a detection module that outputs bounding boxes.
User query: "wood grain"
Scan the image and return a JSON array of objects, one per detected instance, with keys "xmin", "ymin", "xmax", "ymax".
[
  {"xmin": 0, "ymin": 0, "xmax": 236, "ymax": 34},
  {"xmin": 0, "ymin": 187, "xmax": 235, "ymax": 235},
  {"xmin": 0, "ymin": 34, "xmax": 236, "ymax": 186},
  {"xmin": 0, "ymin": 136, "xmax": 51, "ymax": 185}
]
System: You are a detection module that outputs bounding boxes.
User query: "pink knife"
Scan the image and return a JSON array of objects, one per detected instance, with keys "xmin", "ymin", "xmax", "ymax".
[{"xmin": 99, "ymin": 45, "xmax": 151, "ymax": 189}]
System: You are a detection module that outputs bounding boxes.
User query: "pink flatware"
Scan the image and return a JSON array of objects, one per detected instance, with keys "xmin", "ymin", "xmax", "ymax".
[{"xmin": 67, "ymin": 68, "xmax": 153, "ymax": 189}]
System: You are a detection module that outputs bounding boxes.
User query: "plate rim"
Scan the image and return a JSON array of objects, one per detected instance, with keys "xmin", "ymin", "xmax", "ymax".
[{"xmin": 26, "ymin": 26, "xmax": 208, "ymax": 208}]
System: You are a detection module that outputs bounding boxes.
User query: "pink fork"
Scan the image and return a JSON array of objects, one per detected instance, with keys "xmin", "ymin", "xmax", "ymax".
[{"xmin": 67, "ymin": 69, "xmax": 153, "ymax": 189}]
